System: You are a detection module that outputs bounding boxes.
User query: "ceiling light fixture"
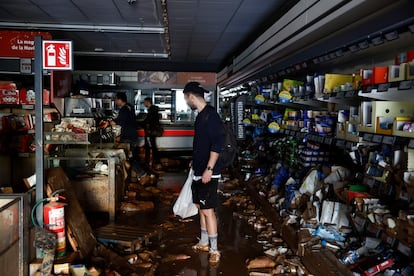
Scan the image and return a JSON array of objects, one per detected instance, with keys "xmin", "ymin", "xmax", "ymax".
[
  {"xmin": 75, "ymin": 51, "xmax": 169, "ymax": 58},
  {"xmin": 348, "ymin": 44, "xmax": 360, "ymax": 53},
  {"xmin": 335, "ymin": 49, "xmax": 344, "ymax": 57},
  {"xmin": 371, "ymin": 36, "xmax": 384, "ymax": 46},
  {"xmin": 358, "ymin": 40, "xmax": 369, "ymax": 49},
  {"xmin": 0, "ymin": 22, "xmax": 165, "ymax": 34},
  {"xmin": 384, "ymin": 30, "xmax": 399, "ymax": 41}
]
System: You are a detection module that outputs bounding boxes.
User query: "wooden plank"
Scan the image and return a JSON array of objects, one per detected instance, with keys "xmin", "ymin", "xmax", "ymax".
[
  {"xmin": 94, "ymin": 224, "xmax": 163, "ymax": 250},
  {"xmin": 46, "ymin": 167, "xmax": 96, "ymax": 259}
]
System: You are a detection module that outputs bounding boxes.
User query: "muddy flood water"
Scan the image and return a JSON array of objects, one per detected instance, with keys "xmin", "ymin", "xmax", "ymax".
[{"xmin": 90, "ymin": 171, "xmax": 271, "ymax": 275}]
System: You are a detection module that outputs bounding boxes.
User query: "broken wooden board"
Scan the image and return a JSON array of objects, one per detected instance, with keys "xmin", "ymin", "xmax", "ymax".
[
  {"xmin": 302, "ymin": 249, "xmax": 353, "ymax": 276},
  {"xmin": 94, "ymin": 224, "xmax": 163, "ymax": 253},
  {"xmin": 46, "ymin": 167, "xmax": 97, "ymax": 259}
]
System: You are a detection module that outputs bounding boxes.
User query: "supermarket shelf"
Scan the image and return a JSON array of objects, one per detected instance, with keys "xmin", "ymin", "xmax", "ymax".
[
  {"xmin": 44, "ymin": 132, "xmax": 91, "ymax": 145},
  {"xmin": 358, "ymin": 80, "xmax": 414, "ymax": 101},
  {"xmin": 246, "ymin": 182, "xmax": 352, "ymax": 276}
]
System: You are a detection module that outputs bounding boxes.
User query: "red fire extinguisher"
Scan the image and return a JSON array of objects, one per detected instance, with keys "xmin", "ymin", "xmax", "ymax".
[
  {"xmin": 31, "ymin": 189, "xmax": 67, "ymax": 257},
  {"xmin": 43, "ymin": 196, "xmax": 66, "ymax": 257}
]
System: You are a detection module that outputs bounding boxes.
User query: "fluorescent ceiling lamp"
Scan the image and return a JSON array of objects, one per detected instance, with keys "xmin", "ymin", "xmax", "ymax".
[
  {"xmin": 371, "ymin": 36, "xmax": 384, "ymax": 46},
  {"xmin": 335, "ymin": 49, "xmax": 344, "ymax": 57},
  {"xmin": 75, "ymin": 51, "xmax": 169, "ymax": 58},
  {"xmin": 384, "ymin": 30, "xmax": 399, "ymax": 41},
  {"xmin": 358, "ymin": 40, "xmax": 369, "ymax": 49},
  {"xmin": 0, "ymin": 22, "xmax": 165, "ymax": 34},
  {"xmin": 348, "ymin": 44, "xmax": 360, "ymax": 53}
]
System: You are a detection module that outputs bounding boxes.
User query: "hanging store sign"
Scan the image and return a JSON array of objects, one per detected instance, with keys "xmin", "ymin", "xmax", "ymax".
[
  {"xmin": 0, "ymin": 30, "xmax": 52, "ymax": 58},
  {"xmin": 42, "ymin": 40, "xmax": 73, "ymax": 70},
  {"xmin": 176, "ymin": 72, "xmax": 216, "ymax": 86},
  {"xmin": 137, "ymin": 71, "xmax": 216, "ymax": 86}
]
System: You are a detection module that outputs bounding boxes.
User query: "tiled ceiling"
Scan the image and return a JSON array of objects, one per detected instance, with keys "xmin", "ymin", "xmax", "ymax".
[{"xmin": 0, "ymin": 0, "xmax": 293, "ymax": 71}]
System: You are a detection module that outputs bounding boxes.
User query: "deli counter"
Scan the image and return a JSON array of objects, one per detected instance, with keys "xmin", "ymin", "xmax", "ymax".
[
  {"xmin": 55, "ymin": 88, "xmax": 217, "ymax": 152},
  {"xmin": 135, "ymin": 88, "xmax": 216, "ymax": 152}
]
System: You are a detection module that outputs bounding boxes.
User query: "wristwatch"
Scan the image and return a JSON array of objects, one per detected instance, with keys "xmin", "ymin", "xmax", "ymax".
[{"xmin": 206, "ymin": 166, "xmax": 213, "ymax": 171}]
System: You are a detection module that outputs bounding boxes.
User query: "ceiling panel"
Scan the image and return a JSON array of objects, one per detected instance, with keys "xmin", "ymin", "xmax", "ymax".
[{"xmin": 0, "ymin": 0, "xmax": 291, "ymax": 71}]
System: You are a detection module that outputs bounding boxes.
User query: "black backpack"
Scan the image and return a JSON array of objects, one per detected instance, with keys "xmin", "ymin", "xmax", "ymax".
[
  {"xmin": 201, "ymin": 107, "xmax": 238, "ymax": 168},
  {"xmin": 219, "ymin": 122, "xmax": 238, "ymax": 168}
]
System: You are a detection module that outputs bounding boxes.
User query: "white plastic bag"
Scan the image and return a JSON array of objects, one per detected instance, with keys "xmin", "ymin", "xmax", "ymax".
[{"xmin": 173, "ymin": 169, "xmax": 198, "ymax": 218}]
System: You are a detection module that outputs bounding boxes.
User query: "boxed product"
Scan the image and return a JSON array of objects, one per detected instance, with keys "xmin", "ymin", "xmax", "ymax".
[
  {"xmin": 372, "ymin": 67, "xmax": 388, "ymax": 84},
  {"xmin": 20, "ymin": 88, "xmax": 50, "ymax": 105},
  {"xmin": 19, "ymin": 88, "xmax": 35, "ymax": 105},
  {"xmin": 0, "ymin": 82, "xmax": 19, "ymax": 104},
  {"xmin": 388, "ymin": 64, "xmax": 406, "ymax": 82},
  {"xmin": 361, "ymin": 69, "xmax": 373, "ymax": 86},
  {"xmin": 282, "ymin": 79, "xmax": 303, "ymax": 92},
  {"xmin": 407, "ymin": 61, "xmax": 414, "ymax": 80},
  {"xmin": 324, "ymin": 74, "xmax": 353, "ymax": 93},
  {"xmin": 395, "ymin": 50, "xmax": 414, "ymax": 65}
]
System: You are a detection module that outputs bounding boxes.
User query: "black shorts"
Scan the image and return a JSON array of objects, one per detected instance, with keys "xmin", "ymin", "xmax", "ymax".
[{"xmin": 192, "ymin": 178, "xmax": 219, "ymax": 209}]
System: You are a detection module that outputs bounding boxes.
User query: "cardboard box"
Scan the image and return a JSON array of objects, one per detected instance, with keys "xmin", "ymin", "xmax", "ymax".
[
  {"xmin": 376, "ymin": 116, "xmax": 394, "ymax": 135},
  {"xmin": 361, "ymin": 69, "xmax": 373, "ymax": 86},
  {"xmin": 363, "ymin": 258, "xmax": 394, "ymax": 276},
  {"xmin": 324, "ymin": 74, "xmax": 353, "ymax": 93},
  {"xmin": 19, "ymin": 88, "xmax": 50, "ymax": 105},
  {"xmin": 388, "ymin": 64, "xmax": 406, "ymax": 82},
  {"xmin": 372, "ymin": 67, "xmax": 388, "ymax": 84},
  {"xmin": 360, "ymin": 101, "xmax": 414, "ymax": 134},
  {"xmin": 19, "ymin": 88, "xmax": 35, "ymax": 105},
  {"xmin": 0, "ymin": 82, "xmax": 18, "ymax": 104},
  {"xmin": 407, "ymin": 61, "xmax": 414, "ymax": 80}
]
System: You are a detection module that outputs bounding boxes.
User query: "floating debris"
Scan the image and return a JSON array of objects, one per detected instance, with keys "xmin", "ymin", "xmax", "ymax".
[{"xmin": 246, "ymin": 256, "xmax": 276, "ymax": 270}]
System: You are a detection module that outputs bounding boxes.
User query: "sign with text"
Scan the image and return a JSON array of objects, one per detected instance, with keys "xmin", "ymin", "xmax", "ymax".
[
  {"xmin": 42, "ymin": 40, "xmax": 73, "ymax": 70},
  {"xmin": 0, "ymin": 31, "xmax": 52, "ymax": 58}
]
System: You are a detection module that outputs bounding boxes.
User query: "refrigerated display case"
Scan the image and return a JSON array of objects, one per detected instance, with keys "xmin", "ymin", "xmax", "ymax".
[{"xmin": 135, "ymin": 88, "xmax": 205, "ymax": 152}]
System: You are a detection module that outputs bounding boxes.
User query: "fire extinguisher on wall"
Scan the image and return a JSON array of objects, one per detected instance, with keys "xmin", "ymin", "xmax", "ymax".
[{"xmin": 31, "ymin": 189, "xmax": 67, "ymax": 257}]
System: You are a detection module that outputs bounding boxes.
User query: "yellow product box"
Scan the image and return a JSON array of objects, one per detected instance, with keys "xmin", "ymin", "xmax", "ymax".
[
  {"xmin": 282, "ymin": 79, "xmax": 303, "ymax": 92},
  {"xmin": 324, "ymin": 74, "xmax": 353, "ymax": 93}
]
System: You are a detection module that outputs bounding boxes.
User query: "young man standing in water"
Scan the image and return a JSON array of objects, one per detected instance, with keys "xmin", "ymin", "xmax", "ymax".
[{"xmin": 183, "ymin": 81, "xmax": 223, "ymax": 265}]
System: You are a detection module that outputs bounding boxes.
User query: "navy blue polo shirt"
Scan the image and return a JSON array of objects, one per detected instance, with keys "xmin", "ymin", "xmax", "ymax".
[{"xmin": 192, "ymin": 105, "xmax": 223, "ymax": 176}]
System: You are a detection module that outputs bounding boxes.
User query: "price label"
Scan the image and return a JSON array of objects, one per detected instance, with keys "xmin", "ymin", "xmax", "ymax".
[
  {"xmin": 336, "ymin": 139, "xmax": 346, "ymax": 148},
  {"xmin": 22, "ymin": 104, "xmax": 34, "ymax": 110},
  {"xmin": 346, "ymin": 141, "xmax": 354, "ymax": 149},
  {"xmin": 325, "ymin": 137, "xmax": 333, "ymax": 145},
  {"xmin": 399, "ymin": 80, "xmax": 413, "ymax": 90},
  {"xmin": 377, "ymin": 83, "xmax": 391, "ymax": 92},
  {"xmin": 362, "ymin": 86, "xmax": 373, "ymax": 93},
  {"xmin": 363, "ymin": 133, "xmax": 373, "ymax": 142},
  {"xmin": 382, "ymin": 136, "xmax": 395, "ymax": 145},
  {"xmin": 372, "ymin": 135, "xmax": 383, "ymax": 143},
  {"xmin": 336, "ymin": 91, "xmax": 345, "ymax": 99},
  {"xmin": 345, "ymin": 91, "xmax": 356, "ymax": 98}
]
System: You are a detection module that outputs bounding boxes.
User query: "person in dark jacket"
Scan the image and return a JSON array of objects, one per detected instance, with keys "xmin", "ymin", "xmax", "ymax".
[
  {"xmin": 183, "ymin": 81, "xmax": 223, "ymax": 265},
  {"xmin": 143, "ymin": 97, "xmax": 161, "ymax": 169},
  {"xmin": 111, "ymin": 92, "xmax": 141, "ymax": 174}
]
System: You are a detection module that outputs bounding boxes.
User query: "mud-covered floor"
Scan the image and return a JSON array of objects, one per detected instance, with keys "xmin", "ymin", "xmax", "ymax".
[{"xmin": 87, "ymin": 169, "xmax": 295, "ymax": 275}]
